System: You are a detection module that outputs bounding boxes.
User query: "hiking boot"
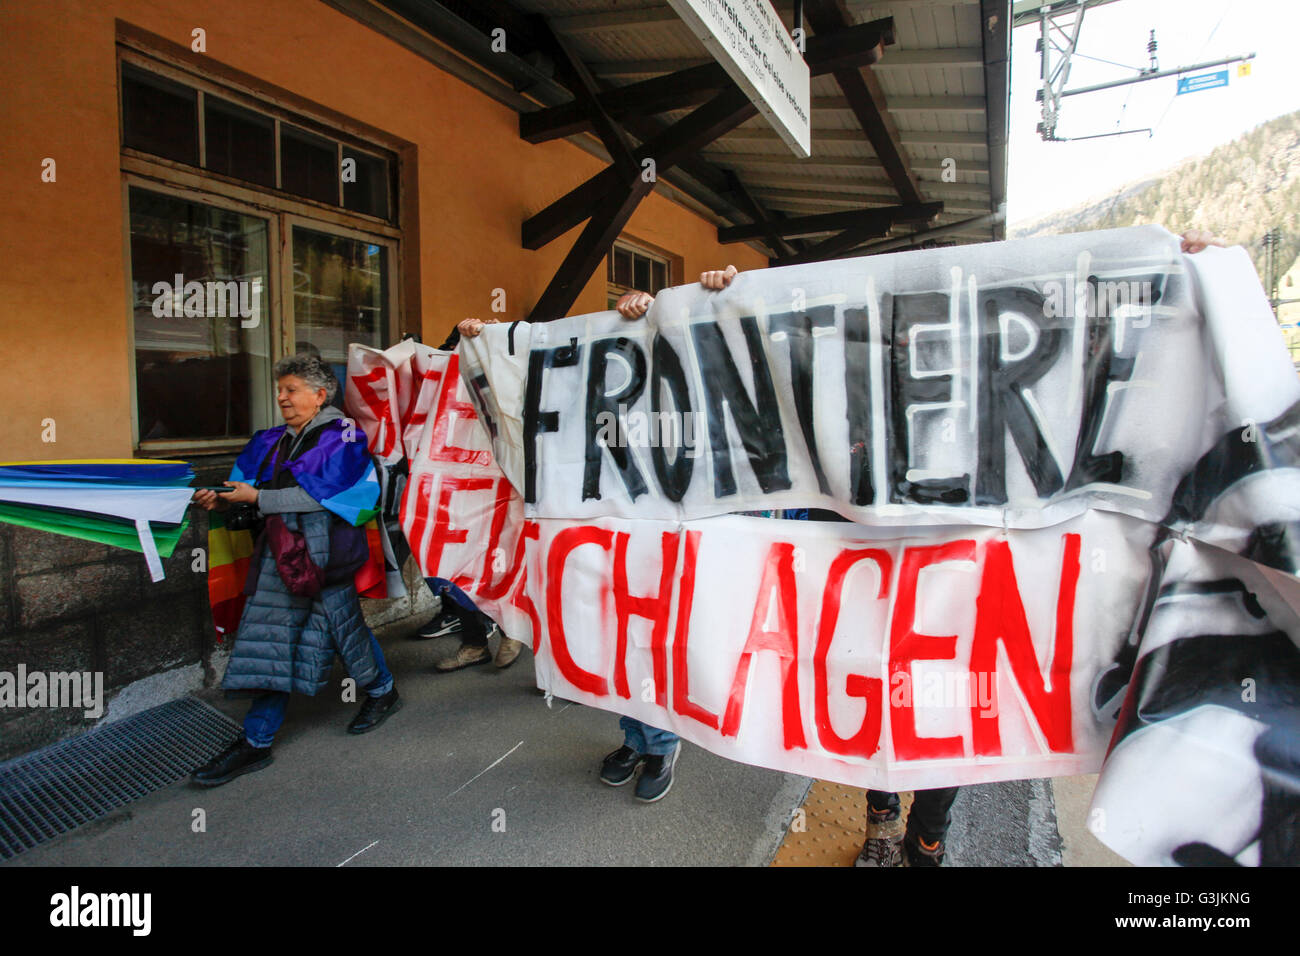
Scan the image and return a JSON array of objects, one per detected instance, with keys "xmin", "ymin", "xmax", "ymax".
[
  {"xmin": 599, "ymin": 745, "xmax": 644, "ymax": 786},
  {"xmin": 417, "ymin": 608, "xmax": 463, "ymax": 639},
  {"xmin": 903, "ymin": 832, "xmax": 946, "ymax": 867},
  {"xmin": 347, "ymin": 686, "xmax": 402, "ymax": 734},
  {"xmin": 855, "ymin": 805, "xmax": 905, "ymax": 867},
  {"xmin": 192, "ymin": 739, "xmax": 273, "ymax": 787},
  {"xmin": 495, "ymin": 635, "xmax": 525, "ymax": 669},
  {"xmin": 635, "ymin": 741, "xmax": 681, "ymax": 803},
  {"xmin": 434, "ymin": 643, "xmax": 492, "ymax": 672}
]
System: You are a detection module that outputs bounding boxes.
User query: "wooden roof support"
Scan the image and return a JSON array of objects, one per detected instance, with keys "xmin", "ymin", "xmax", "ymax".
[
  {"xmin": 803, "ymin": 0, "xmax": 923, "ymax": 204},
  {"xmin": 723, "ymin": 170, "xmax": 799, "ymax": 260},
  {"xmin": 520, "ymin": 17, "xmax": 894, "ymax": 145},
  {"xmin": 533, "ymin": 16, "xmax": 639, "ymax": 182},
  {"xmin": 523, "ymin": 87, "xmax": 757, "ymax": 251},
  {"xmin": 527, "ymin": 87, "xmax": 758, "ymax": 319},
  {"xmin": 719, "ymin": 201, "xmax": 943, "ymax": 243},
  {"xmin": 771, "ymin": 222, "xmax": 897, "ymax": 265}
]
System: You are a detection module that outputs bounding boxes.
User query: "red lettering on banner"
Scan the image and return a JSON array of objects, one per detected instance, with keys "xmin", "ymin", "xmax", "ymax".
[
  {"xmin": 611, "ymin": 531, "xmax": 679, "ymax": 702},
  {"xmin": 545, "ymin": 526, "xmax": 612, "ymax": 696},
  {"xmin": 814, "ymin": 547, "xmax": 892, "ymax": 759},
  {"xmin": 397, "ymin": 360, "xmax": 446, "ymax": 449},
  {"xmin": 349, "ymin": 365, "xmax": 395, "ymax": 459},
  {"xmin": 426, "ymin": 354, "xmax": 492, "ymax": 466},
  {"xmin": 401, "ymin": 472, "xmax": 434, "ymax": 567},
  {"xmin": 475, "ymin": 477, "xmax": 519, "ymax": 599},
  {"xmin": 508, "ymin": 521, "xmax": 542, "ymax": 650},
  {"xmin": 721, "ymin": 542, "xmax": 806, "ymax": 750},
  {"xmin": 889, "ymin": 540, "xmax": 975, "ymax": 761},
  {"xmin": 425, "ymin": 476, "xmax": 495, "ymax": 589},
  {"xmin": 970, "ymin": 533, "xmax": 1079, "ymax": 755},
  {"xmin": 670, "ymin": 530, "xmax": 719, "ymax": 730}
]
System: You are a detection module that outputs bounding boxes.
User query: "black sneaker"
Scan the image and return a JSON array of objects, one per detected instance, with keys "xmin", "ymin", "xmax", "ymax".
[
  {"xmin": 347, "ymin": 686, "xmax": 402, "ymax": 734},
  {"xmin": 599, "ymin": 745, "xmax": 645, "ymax": 786},
  {"xmin": 417, "ymin": 609, "xmax": 463, "ymax": 639},
  {"xmin": 903, "ymin": 831, "xmax": 946, "ymax": 867},
  {"xmin": 192, "ymin": 739, "xmax": 273, "ymax": 787},
  {"xmin": 635, "ymin": 741, "xmax": 681, "ymax": 802}
]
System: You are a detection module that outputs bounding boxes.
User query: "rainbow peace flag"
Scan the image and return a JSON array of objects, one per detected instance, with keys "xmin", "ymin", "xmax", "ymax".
[
  {"xmin": 206, "ymin": 515, "xmax": 390, "ymax": 641},
  {"xmin": 0, "ymin": 460, "xmax": 195, "ymax": 581}
]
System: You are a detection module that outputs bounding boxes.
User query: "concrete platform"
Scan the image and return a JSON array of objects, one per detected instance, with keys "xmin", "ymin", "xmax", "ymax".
[
  {"xmin": 7, "ymin": 623, "xmax": 808, "ymax": 867},
  {"xmin": 5, "ymin": 616, "xmax": 1126, "ymax": 868}
]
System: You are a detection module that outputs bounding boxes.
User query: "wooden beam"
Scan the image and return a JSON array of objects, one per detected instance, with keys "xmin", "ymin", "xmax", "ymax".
[
  {"xmin": 521, "ymin": 63, "xmax": 726, "ymax": 144},
  {"xmin": 521, "ymin": 17, "xmax": 891, "ymax": 145},
  {"xmin": 803, "ymin": 0, "xmax": 922, "ymax": 204},
  {"xmin": 522, "ymin": 88, "xmax": 758, "ymax": 249},
  {"xmin": 719, "ymin": 201, "xmax": 942, "ymax": 242},
  {"xmin": 535, "ymin": 16, "xmax": 639, "ymax": 181},
  {"xmin": 722, "ymin": 169, "xmax": 799, "ymax": 259},
  {"xmin": 772, "ymin": 222, "xmax": 898, "ymax": 265},
  {"xmin": 549, "ymin": 8, "xmax": 681, "ymax": 32},
  {"xmin": 528, "ymin": 178, "xmax": 655, "ymax": 321},
  {"xmin": 527, "ymin": 88, "xmax": 760, "ymax": 318}
]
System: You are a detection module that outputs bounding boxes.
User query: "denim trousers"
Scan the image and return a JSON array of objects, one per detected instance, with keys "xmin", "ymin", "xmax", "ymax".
[
  {"xmin": 243, "ymin": 632, "xmax": 394, "ymax": 747},
  {"xmin": 619, "ymin": 716, "xmax": 679, "ymax": 757}
]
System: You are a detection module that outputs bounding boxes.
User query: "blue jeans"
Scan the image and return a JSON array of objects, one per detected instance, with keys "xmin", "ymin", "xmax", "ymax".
[
  {"xmin": 426, "ymin": 576, "xmax": 480, "ymax": 614},
  {"xmin": 244, "ymin": 633, "xmax": 394, "ymax": 747},
  {"xmin": 620, "ymin": 716, "xmax": 679, "ymax": 757}
]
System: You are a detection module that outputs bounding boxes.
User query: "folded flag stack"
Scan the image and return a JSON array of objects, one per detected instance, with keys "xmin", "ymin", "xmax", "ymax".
[{"xmin": 0, "ymin": 460, "xmax": 196, "ymax": 582}]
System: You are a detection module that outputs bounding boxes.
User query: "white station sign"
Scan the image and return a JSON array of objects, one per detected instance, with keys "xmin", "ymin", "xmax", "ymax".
[{"xmin": 669, "ymin": 0, "xmax": 811, "ymax": 157}]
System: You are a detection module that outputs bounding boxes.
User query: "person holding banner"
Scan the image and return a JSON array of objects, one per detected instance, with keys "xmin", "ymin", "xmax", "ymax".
[
  {"xmin": 420, "ymin": 317, "xmax": 528, "ymax": 672},
  {"xmin": 191, "ymin": 354, "xmax": 401, "ymax": 787},
  {"xmin": 667, "ymin": 233, "xmax": 1224, "ymax": 863}
]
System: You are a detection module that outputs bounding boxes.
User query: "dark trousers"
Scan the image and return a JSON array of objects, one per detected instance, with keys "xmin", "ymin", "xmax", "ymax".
[
  {"xmin": 868, "ymin": 787, "xmax": 960, "ymax": 843},
  {"xmin": 448, "ymin": 602, "xmax": 491, "ymax": 649}
]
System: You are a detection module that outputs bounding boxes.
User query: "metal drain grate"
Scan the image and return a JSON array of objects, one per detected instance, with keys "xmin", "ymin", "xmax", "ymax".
[{"xmin": 0, "ymin": 696, "xmax": 241, "ymax": 860}]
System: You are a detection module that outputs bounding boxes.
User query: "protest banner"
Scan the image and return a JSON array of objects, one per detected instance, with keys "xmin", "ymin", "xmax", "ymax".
[{"xmin": 348, "ymin": 225, "xmax": 1300, "ymax": 865}]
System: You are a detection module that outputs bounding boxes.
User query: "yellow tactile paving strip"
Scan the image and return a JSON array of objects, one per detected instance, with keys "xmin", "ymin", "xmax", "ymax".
[{"xmin": 771, "ymin": 781, "xmax": 913, "ymax": 867}]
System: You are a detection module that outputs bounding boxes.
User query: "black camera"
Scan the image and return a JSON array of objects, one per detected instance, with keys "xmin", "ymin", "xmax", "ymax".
[{"xmin": 225, "ymin": 502, "xmax": 263, "ymax": 533}]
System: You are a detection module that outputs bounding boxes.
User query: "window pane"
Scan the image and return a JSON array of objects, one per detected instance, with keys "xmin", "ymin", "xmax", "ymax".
[
  {"xmin": 652, "ymin": 261, "xmax": 667, "ymax": 294},
  {"xmin": 205, "ymin": 97, "xmax": 275, "ymax": 187},
  {"xmin": 121, "ymin": 65, "xmax": 199, "ymax": 165},
  {"xmin": 633, "ymin": 255, "xmax": 650, "ymax": 293},
  {"xmin": 128, "ymin": 187, "xmax": 271, "ymax": 442},
  {"xmin": 614, "ymin": 247, "xmax": 632, "ymax": 287},
  {"xmin": 281, "ymin": 126, "xmax": 338, "ymax": 205},
  {"xmin": 292, "ymin": 227, "xmax": 387, "ymax": 394},
  {"xmin": 342, "ymin": 148, "xmax": 389, "ymax": 220}
]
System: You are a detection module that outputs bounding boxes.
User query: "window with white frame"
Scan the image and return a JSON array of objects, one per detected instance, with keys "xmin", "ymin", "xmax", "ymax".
[{"xmin": 119, "ymin": 50, "xmax": 401, "ymax": 452}]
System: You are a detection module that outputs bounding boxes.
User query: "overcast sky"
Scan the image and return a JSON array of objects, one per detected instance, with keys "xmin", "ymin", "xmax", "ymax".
[{"xmin": 1006, "ymin": 0, "xmax": 1300, "ymax": 225}]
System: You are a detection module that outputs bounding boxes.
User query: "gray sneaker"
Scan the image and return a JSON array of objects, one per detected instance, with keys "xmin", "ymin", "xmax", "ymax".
[{"xmin": 854, "ymin": 807, "xmax": 905, "ymax": 867}]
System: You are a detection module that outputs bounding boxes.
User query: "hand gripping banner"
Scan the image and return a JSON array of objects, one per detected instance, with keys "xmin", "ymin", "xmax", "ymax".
[{"xmin": 348, "ymin": 226, "xmax": 1300, "ymax": 866}]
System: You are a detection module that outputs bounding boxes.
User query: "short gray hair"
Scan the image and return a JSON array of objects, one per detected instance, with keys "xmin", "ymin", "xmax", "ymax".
[{"xmin": 274, "ymin": 353, "xmax": 338, "ymax": 401}]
